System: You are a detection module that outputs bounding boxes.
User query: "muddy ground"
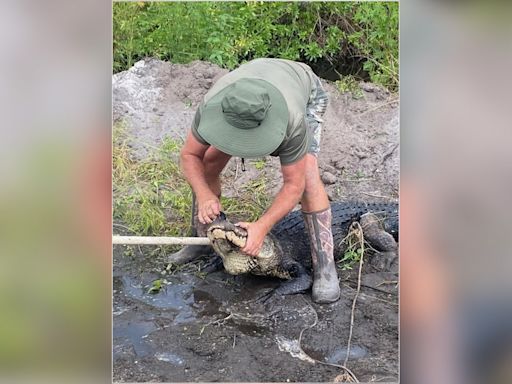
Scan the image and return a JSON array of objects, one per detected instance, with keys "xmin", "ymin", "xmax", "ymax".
[{"xmin": 113, "ymin": 59, "xmax": 399, "ymax": 382}]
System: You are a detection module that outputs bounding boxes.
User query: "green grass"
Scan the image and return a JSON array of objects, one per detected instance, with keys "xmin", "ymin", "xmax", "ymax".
[
  {"xmin": 355, "ymin": 170, "xmax": 366, "ymax": 179},
  {"xmin": 335, "ymin": 76, "xmax": 364, "ymax": 99},
  {"xmin": 113, "ymin": 123, "xmax": 270, "ymax": 238},
  {"xmin": 337, "ymin": 223, "xmax": 364, "ymax": 270},
  {"xmin": 221, "ymin": 175, "xmax": 271, "ymax": 222},
  {"xmin": 113, "ymin": 123, "xmax": 192, "ymax": 236},
  {"xmin": 253, "ymin": 158, "xmax": 266, "ymax": 171}
]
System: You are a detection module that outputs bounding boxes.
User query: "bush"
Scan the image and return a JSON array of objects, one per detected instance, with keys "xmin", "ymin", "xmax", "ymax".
[{"xmin": 113, "ymin": 2, "xmax": 398, "ymax": 90}]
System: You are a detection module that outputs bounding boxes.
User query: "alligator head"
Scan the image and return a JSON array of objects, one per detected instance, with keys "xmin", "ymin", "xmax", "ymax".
[{"xmin": 206, "ymin": 215, "xmax": 285, "ymax": 277}]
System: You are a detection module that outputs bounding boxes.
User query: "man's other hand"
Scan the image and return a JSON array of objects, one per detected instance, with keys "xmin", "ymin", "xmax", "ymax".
[
  {"xmin": 236, "ymin": 221, "xmax": 270, "ymax": 257},
  {"xmin": 197, "ymin": 195, "xmax": 221, "ymax": 224}
]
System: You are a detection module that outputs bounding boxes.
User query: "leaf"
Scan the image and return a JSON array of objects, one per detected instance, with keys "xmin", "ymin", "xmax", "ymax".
[{"xmin": 147, "ymin": 279, "xmax": 163, "ymax": 294}]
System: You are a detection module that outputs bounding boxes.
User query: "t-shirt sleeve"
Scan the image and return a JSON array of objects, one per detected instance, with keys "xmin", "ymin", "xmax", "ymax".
[
  {"xmin": 278, "ymin": 118, "xmax": 310, "ymax": 165},
  {"xmin": 190, "ymin": 103, "xmax": 209, "ymax": 145}
]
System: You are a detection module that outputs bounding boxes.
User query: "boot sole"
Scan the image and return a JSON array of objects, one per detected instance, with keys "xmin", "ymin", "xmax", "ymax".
[{"xmin": 313, "ymin": 290, "xmax": 341, "ymax": 304}]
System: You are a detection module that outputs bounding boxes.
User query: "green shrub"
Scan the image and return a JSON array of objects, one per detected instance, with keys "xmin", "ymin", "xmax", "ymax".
[{"xmin": 113, "ymin": 2, "xmax": 398, "ymax": 90}]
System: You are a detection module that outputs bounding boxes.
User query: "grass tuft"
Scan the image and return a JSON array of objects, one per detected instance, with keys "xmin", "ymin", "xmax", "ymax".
[
  {"xmin": 335, "ymin": 76, "xmax": 364, "ymax": 99},
  {"xmin": 113, "ymin": 123, "xmax": 270, "ymax": 238},
  {"xmin": 113, "ymin": 124, "xmax": 192, "ymax": 237}
]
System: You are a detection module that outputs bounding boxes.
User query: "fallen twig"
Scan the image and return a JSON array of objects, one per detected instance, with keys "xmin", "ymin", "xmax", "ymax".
[
  {"xmin": 357, "ymin": 98, "xmax": 399, "ymax": 117},
  {"xmin": 345, "ymin": 279, "xmax": 398, "ymax": 295},
  {"xmin": 381, "ymin": 143, "xmax": 399, "ymax": 164},
  {"xmin": 361, "ymin": 192, "xmax": 392, "ymax": 199},
  {"xmin": 199, "ymin": 314, "xmax": 233, "ymax": 335},
  {"xmin": 340, "ymin": 177, "xmax": 374, "ymax": 183},
  {"xmin": 342, "ymin": 283, "xmax": 398, "ymax": 306},
  {"xmin": 376, "ymin": 280, "xmax": 399, "ymax": 287}
]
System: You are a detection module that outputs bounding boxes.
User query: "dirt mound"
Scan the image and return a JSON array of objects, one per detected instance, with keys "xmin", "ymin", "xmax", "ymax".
[
  {"xmin": 113, "ymin": 58, "xmax": 398, "ymax": 201},
  {"xmin": 113, "ymin": 59, "xmax": 228, "ymax": 159}
]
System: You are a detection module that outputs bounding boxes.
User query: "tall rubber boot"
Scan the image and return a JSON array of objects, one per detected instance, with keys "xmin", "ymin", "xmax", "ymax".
[
  {"xmin": 303, "ymin": 207, "xmax": 341, "ymax": 303},
  {"xmin": 167, "ymin": 194, "xmax": 211, "ymax": 265}
]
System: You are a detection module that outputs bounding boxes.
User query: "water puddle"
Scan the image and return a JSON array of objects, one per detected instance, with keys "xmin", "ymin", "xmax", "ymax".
[
  {"xmin": 117, "ymin": 274, "xmax": 232, "ymax": 326},
  {"xmin": 155, "ymin": 352, "xmax": 185, "ymax": 366},
  {"xmin": 121, "ymin": 275, "xmax": 194, "ymax": 310},
  {"xmin": 325, "ymin": 345, "xmax": 368, "ymax": 363},
  {"xmin": 113, "ymin": 320, "xmax": 157, "ymax": 358}
]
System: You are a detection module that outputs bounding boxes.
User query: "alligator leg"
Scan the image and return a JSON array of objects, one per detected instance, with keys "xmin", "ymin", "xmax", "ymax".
[
  {"xmin": 360, "ymin": 212, "xmax": 398, "ymax": 272},
  {"xmin": 200, "ymin": 254, "xmax": 225, "ymax": 273},
  {"xmin": 255, "ymin": 262, "xmax": 312, "ymax": 303},
  {"xmin": 272, "ymin": 263, "xmax": 313, "ymax": 296},
  {"xmin": 360, "ymin": 212, "xmax": 398, "ymax": 252},
  {"xmin": 168, "ymin": 193, "xmax": 212, "ymax": 265}
]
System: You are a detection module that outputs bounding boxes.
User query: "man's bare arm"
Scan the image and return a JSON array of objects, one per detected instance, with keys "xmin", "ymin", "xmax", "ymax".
[
  {"xmin": 180, "ymin": 131, "xmax": 221, "ymax": 223},
  {"xmin": 238, "ymin": 156, "xmax": 307, "ymax": 256},
  {"xmin": 260, "ymin": 157, "xmax": 306, "ymax": 230}
]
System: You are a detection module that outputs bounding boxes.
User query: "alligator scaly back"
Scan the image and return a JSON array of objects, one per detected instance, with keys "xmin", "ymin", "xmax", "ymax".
[
  {"xmin": 206, "ymin": 201, "xmax": 398, "ymax": 297},
  {"xmin": 272, "ymin": 201, "xmax": 398, "ymax": 268}
]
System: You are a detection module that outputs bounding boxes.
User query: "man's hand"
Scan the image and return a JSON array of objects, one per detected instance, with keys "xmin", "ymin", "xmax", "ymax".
[
  {"xmin": 197, "ymin": 194, "xmax": 222, "ymax": 224},
  {"xmin": 236, "ymin": 221, "xmax": 270, "ymax": 257}
]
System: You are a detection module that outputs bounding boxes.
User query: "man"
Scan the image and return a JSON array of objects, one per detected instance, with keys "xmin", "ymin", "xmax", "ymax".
[{"xmin": 169, "ymin": 58, "xmax": 340, "ymax": 303}]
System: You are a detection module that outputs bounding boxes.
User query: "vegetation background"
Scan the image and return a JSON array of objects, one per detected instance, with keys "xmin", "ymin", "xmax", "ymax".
[
  {"xmin": 113, "ymin": 1, "xmax": 399, "ymax": 252},
  {"xmin": 113, "ymin": 1, "xmax": 398, "ymax": 90}
]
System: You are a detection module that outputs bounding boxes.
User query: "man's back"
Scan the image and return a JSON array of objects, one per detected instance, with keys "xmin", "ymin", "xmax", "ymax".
[{"xmin": 204, "ymin": 58, "xmax": 315, "ymax": 122}]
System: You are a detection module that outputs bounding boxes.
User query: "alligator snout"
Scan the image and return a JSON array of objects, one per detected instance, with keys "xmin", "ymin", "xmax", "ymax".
[{"xmin": 207, "ymin": 220, "xmax": 248, "ymax": 250}]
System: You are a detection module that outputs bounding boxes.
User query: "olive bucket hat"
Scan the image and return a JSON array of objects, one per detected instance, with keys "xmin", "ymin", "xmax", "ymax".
[{"xmin": 197, "ymin": 78, "xmax": 289, "ymax": 157}]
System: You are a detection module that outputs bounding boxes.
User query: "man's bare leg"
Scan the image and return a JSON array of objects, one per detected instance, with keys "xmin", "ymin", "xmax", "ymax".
[{"xmin": 301, "ymin": 154, "xmax": 329, "ymax": 212}]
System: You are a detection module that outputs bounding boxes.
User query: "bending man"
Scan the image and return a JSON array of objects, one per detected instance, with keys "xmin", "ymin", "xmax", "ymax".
[{"xmin": 169, "ymin": 58, "xmax": 340, "ymax": 303}]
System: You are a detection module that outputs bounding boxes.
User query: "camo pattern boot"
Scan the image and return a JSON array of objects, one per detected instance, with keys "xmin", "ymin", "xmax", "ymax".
[
  {"xmin": 303, "ymin": 207, "xmax": 341, "ymax": 303},
  {"xmin": 167, "ymin": 193, "xmax": 211, "ymax": 265}
]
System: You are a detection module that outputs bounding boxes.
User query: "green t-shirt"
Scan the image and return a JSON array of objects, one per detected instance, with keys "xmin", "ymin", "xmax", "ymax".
[{"xmin": 191, "ymin": 58, "xmax": 318, "ymax": 165}]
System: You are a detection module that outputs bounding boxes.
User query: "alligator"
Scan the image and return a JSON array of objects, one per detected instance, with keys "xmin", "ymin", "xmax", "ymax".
[{"xmin": 206, "ymin": 201, "xmax": 399, "ymax": 297}]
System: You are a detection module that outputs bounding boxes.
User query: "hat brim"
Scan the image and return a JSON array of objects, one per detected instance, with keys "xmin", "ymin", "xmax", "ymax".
[{"xmin": 197, "ymin": 79, "xmax": 288, "ymax": 158}]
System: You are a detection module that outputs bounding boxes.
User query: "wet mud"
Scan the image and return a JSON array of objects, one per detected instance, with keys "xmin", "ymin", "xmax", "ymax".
[{"xmin": 113, "ymin": 244, "xmax": 398, "ymax": 382}]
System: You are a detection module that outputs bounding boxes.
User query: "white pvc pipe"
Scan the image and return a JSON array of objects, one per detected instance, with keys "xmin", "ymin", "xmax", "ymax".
[{"xmin": 112, "ymin": 236, "xmax": 210, "ymax": 245}]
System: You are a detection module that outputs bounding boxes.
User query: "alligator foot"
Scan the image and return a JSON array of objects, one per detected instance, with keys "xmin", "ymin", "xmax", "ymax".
[
  {"xmin": 253, "ymin": 277, "xmax": 313, "ymax": 307},
  {"xmin": 200, "ymin": 254, "xmax": 225, "ymax": 273},
  {"xmin": 167, "ymin": 244, "xmax": 212, "ymax": 265},
  {"xmin": 360, "ymin": 212, "xmax": 398, "ymax": 252},
  {"xmin": 253, "ymin": 288, "xmax": 276, "ymax": 304}
]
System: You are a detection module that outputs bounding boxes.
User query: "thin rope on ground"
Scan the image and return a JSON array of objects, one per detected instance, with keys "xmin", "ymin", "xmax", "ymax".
[
  {"xmin": 297, "ymin": 298, "xmax": 359, "ymax": 383},
  {"xmin": 344, "ymin": 221, "xmax": 365, "ymax": 368}
]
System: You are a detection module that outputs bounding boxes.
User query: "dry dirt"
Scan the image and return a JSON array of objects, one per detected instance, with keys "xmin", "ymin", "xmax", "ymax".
[
  {"xmin": 112, "ymin": 58, "xmax": 399, "ymax": 383},
  {"xmin": 113, "ymin": 58, "xmax": 399, "ymax": 201}
]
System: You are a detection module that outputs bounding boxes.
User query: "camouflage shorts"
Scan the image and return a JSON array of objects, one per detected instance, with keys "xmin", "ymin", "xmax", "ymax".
[{"xmin": 306, "ymin": 75, "xmax": 329, "ymax": 156}]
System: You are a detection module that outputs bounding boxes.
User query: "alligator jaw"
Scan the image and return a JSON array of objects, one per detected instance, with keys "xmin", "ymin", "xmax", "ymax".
[
  {"xmin": 207, "ymin": 221, "xmax": 275, "ymax": 260},
  {"xmin": 209, "ymin": 227, "xmax": 247, "ymax": 248}
]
